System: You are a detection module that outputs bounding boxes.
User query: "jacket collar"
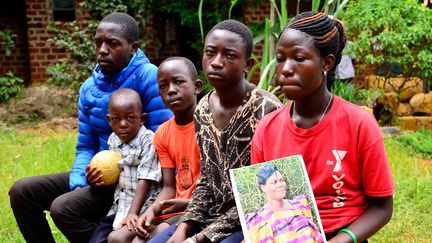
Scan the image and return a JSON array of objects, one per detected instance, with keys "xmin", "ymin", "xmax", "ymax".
[{"xmin": 92, "ymin": 49, "xmax": 149, "ymax": 91}]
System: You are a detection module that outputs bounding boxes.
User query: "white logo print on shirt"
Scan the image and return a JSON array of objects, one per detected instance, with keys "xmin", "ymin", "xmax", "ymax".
[
  {"xmin": 331, "ymin": 150, "xmax": 348, "ymax": 208},
  {"xmin": 332, "ymin": 150, "xmax": 347, "ymax": 172}
]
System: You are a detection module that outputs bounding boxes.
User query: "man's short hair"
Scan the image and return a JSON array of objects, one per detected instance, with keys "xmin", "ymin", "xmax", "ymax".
[
  {"xmin": 206, "ymin": 19, "xmax": 253, "ymax": 59},
  {"xmin": 101, "ymin": 12, "xmax": 139, "ymax": 43}
]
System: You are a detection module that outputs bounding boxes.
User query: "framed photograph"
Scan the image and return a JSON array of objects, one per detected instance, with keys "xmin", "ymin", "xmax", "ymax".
[{"xmin": 230, "ymin": 155, "xmax": 326, "ymax": 243}]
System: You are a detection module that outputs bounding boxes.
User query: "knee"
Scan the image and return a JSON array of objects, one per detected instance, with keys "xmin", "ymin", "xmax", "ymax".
[
  {"xmin": 107, "ymin": 230, "xmax": 125, "ymax": 243},
  {"xmin": 9, "ymin": 178, "xmax": 32, "ymax": 207},
  {"xmin": 50, "ymin": 194, "xmax": 69, "ymax": 223}
]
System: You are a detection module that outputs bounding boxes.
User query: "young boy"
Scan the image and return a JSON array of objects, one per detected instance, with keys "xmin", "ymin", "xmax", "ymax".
[
  {"xmin": 108, "ymin": 57, "xmax": 203, "ymax": 242},
  {"xmin": 158, "ymin": 20, "xmax": 282, "ymax": 243},
  {"xmin": 9, "ymin": 12, "xmax": 171, "ymax": 243},
  {"xmin": 89, "ymin": 88, "xmax": 162, "ymax": 242}
]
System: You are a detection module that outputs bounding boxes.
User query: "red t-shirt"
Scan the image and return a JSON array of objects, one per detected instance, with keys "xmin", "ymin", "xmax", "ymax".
[
  {"xmin": 154, "ymin": 118, "xmax": 201, "ymax": 200},
  {"xmin": 251, "ymin": 96, "xmax": 394, "ymax": 233}
]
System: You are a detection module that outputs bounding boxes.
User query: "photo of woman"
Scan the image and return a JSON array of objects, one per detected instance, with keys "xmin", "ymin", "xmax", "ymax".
[
  {"xmin": 229, "ymin": 155, "xmax": 326, "ymax": 243},
  {"xmin": 244, "ymin": 165, "xmax": 325, "ymax": 242}
]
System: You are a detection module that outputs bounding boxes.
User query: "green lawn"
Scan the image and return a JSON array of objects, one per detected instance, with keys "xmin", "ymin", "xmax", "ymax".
[
  {"xmin": 0, "ymin": 129, "xmax": 74, "ymax": 243},
  {"xmin": 0, "ymin": 129, "xmax": 431, "ymax": 242}
]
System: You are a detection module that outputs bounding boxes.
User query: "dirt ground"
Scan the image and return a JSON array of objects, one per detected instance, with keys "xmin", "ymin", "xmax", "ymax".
[{"xmin": 0, "ymin": 85, "xmax": 79, "ymax": 132}]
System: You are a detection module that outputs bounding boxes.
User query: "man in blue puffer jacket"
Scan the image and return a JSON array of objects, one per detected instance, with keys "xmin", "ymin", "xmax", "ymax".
[{"xmin": 9, "ymin": 12, "xmax": 172, "ymax": 243}]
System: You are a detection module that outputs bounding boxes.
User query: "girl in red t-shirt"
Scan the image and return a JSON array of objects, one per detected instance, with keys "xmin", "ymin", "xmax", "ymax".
[{"xmin": 251, "ymin": 11, "xmax": 394, "ymax": 243}]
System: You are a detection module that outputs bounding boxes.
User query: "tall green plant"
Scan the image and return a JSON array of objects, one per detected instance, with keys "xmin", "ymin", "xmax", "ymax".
[
  {"xmin": 196, "ymin": 0, "xmax": 349, "ymax": 100},
  {"xmin": 249, "ymin": 0, "xmax": 349, "ymax": 99},
  {"xmin": 331, "ymin": 79, "xmax": 383, "ymax": 108}
]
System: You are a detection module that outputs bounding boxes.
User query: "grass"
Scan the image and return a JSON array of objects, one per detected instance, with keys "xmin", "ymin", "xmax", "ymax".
[
  {"xmin": 371, "ymin": 138, "xmax": 432, "ymax": 242},
  {"xmin": 0, "ymin": 128, "xmax": 431, "ymax": 242},
  {"xmin": 0, "ymin": 128, "xmax": 75, "ymax": 242}
]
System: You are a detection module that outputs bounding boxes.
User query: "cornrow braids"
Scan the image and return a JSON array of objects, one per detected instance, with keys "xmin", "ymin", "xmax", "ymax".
[
  {"xmin": 160, "ymin": 56, "xmax": 199, "ymax": 82},
  {"xmin": 101, "ymin": 12, "xmax": 139, "ymax": 44},
  {"xmin": 281, "ymin": 11, "xmax": 347, "ymax": 87}
]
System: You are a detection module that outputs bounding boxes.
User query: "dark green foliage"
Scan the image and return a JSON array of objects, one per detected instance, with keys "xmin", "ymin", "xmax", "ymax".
[
  {"xmin": 331, "ymin": 79, "xmax": 383, "ymax": 108},
  {"xmin": 47, "ymin": 21, "xmax": 98, "ymax": 88},
  {"xmin": 0, "ymin": 29, "xmax": 16, "ymax": 56},
  {"xmin": 395, "ymin": 129, "xmax": 432, "ymax": 159},
  {"xmin": 0, "ymin": 71, "xmax": 24, "ymax": 102},
  {"xmin": 340, "ymin": 0, "xmax": 432, "ymax": 91}
]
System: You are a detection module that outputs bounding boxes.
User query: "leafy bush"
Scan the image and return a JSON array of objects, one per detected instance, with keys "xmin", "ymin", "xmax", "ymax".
[
  {"xmin": 340, "ymin": 0, "xmax": 432, "ymax": 91},
  {"xmin": 46, "ymin": 58, "xmax": 87, "ymax": 89},
  {"xmin": 0, "ymin": 71, "xmax": 24, "ymax": 102},
  {"xmin": 395, "ymin": 129, "xmax": 432, "ymax": 159},
  {"xmin": 331, "ymin": 79, "xmax": 383, "ymax": 108},
  {"xmin": 0, "ymin": 29, "xmax": 16, "ymax": 56},
  {"xmin": 47, "ymin": 21, "xmax": 97, "ymax": 87}
]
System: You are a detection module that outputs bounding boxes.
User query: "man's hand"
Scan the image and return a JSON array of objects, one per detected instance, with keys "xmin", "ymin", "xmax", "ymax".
[
  {"xmin": 85, "ymin": 165, "xmax": 104, "ymax": 187},
  {"xmin": 160, "ymin": 198, "xmax": 190, "ymax": 215}
]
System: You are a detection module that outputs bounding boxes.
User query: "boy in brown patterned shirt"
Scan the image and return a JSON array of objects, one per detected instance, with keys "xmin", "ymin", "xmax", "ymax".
[{"xmin": 151, "ymin": 20, "xmax": 282, "ymax": 243}]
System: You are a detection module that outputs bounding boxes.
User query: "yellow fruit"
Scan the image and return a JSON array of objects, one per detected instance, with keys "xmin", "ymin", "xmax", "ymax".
[{"xmin": 89, "ymin": 150, "xmax": 121, "ymax": 185}]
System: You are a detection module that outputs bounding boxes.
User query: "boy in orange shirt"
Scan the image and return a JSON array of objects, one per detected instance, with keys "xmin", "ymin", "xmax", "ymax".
[{"xmin": 108, "ymin": 57, "xmax": 203, "ymax": 242}]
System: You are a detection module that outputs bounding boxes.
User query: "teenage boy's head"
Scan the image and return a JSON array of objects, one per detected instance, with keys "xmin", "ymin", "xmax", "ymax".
[
  {"xmin": 95, "ymin": 12, "xmax": 139, "ymax": 74},
  {"xmin": 107, "ymin": 88, "xmax": 146, "ymax": 143},
  {"xmin": 203, "ymin": 19, "xmax": 254, "ymax": 87},
  {"xmin": 157, "ymin": 57, "xmax": 203, "ymax": 117}
]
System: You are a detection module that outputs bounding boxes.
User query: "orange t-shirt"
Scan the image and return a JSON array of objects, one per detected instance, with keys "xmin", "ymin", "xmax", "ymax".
[{"xmin": 154, "ymin": 118, "xmax": 200, "ymax": 200}]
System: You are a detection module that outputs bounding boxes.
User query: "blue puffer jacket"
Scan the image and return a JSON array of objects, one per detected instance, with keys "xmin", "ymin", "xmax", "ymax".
[{"xmin": 69, "ymin": 49, "xmax": 172, "ymax": 189}]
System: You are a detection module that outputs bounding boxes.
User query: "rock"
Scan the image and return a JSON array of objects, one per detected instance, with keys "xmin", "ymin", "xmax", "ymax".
[
  {"xmin": 379, "ymin": 126, "xmax": 401, "ymax": 135},
  {"xmin": 396, "ymin": 102, "xmax": 413, "ymax": 116},
  {"xmin": 365, "ymin": 75, "xmax": 386, "ymax": 89},
  {"xmin": 399, "ymin": 116, "xmax": 432, "ymax": 131},
  {"xmin": 398, "ymin": 79, "xmax": 424, "ymax": 102},
  {"xmin": 377, "ymin": 92, "xmax": 398, "ymax": 110},
  {"xmin": 409, "ymin": 92, "xmax": 432, "ymax": 115},
  {"xmin": 365, "ymin": 75, "xmax": 423, "ymax": 102}
]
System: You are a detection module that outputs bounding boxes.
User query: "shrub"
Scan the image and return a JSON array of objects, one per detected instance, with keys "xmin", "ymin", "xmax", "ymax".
[
  {"xmin": 331, "ymin": 79, "xmax": 383, "ymax": 108},
  {"xmin": 340, "ymin": 0, "xmax": 432, "ymax": 91},
  {"xmin": 46, "ymin": 58, "xmax": 87, "ymax": 89},
  {"xmin": 0, "ymin": 71, "xmax": 24, "ymax": 102},
  {"xmin": 47, "ymin": 21, "xmax": 97, "ymax": 88},
  {"xmin": 0, "ymin": 29, "xmax": 16, "ymax": 56}
]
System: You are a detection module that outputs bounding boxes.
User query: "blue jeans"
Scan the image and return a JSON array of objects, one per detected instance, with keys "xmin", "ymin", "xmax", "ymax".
[{"xmin": 148, "ymin": 223, "xmax": 244, "ymax": 243}]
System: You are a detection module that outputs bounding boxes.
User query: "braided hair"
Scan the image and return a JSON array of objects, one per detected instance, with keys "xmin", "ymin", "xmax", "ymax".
[
  {"xmin": 281, "ymin": 11, "xmax": 347, "ymax": 88},
  {"xmin": 101, "ymin": 12, "xmax": 139, "ymax": 44}
]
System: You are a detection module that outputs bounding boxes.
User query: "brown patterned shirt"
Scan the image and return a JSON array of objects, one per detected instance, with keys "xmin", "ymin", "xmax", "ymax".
[{"xmin": 180, "ymin": 87, "xmax": 282, "ymax": 242}]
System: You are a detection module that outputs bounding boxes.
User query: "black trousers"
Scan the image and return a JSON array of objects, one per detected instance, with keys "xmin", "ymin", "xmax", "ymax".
[{"xmin": 9, "ymin": 172, "xmax": 115, "ymax": 243}]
